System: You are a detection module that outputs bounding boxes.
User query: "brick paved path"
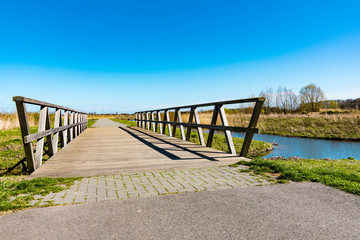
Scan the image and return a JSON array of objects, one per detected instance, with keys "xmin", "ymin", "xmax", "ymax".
[{"xmin": 28, "ymin": 166, "xmax": 272, "ymax": 206}]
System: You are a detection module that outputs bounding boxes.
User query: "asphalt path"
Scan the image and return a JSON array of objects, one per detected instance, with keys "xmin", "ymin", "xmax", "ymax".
[{"xmin": 1, "ymin": 182, "xmax": 359, "ymax": 239}]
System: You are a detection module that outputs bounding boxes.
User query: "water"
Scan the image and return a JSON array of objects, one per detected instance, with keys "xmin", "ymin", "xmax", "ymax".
[{"xmin": 203, "ymin": 130, "xmax": 360, "ymax": 159}]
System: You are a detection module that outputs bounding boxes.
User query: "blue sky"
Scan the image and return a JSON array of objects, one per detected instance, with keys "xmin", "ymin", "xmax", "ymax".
[{"xmin": 1, "ymin": 0, "xmax": 360, "ymax": 113}]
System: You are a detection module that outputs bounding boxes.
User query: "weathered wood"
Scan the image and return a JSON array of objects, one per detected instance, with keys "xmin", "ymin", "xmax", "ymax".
[
  {"xmin": 206, "ymin": 105, "xmax": 219, "ymax": 148},
  {"xmin": 177, "ymin": 109, "xmax": 185, "ymax": 140},
  {"xmin": 157, "ymin": 111, "xmax": 163, "ymax": 134},
  {"xmin": 151, "ymin": 112, "xmax": 156, "ymax": 132},
  {"xmin": 218, "ymin": 105, "xmax": 236, "ymax": 155},
  {"xmin": 63, "ymin": 111, "xmax": 69, "ymax": 146},
  {"xmin": 185, "ymin": 108, "xmax": 195, "ymax": 141},
  {"xmin": 138, "ymin": 97, "xmax": 265, "ymax": 113},
  {"xmin": 52, "ymin": 109, "xmax": 61, "ymax": 153},
  {"xmin": 193, "ymin": 107, "xmax": 205, "ymax": 146},
  {"xmin": 139, "ymin": 120, "xmax": 258, "ymax": 133},
  {"xmin": 162, "ymin": 110, "xmax": 172, "ymax": 137},
  {"xmin": 146, "ymin": 112, "xmax": 150, "ymax": 130},
  {"xmin": 12, "ymin": 96, "xmax": 86, "ymax": 113},
  {"xmin": 45, "ymin": 107, "xmax": 54, "ymax": 157},
  {"xmin": 69, "ymin": 112, "xmax": 74, "ymax": 141},
  {"xmin": 172, "ymin": 109, "xmax": 178, "ymax": 137},
  {"xmin": 240, "ymin": 100, "xmax": 264, "ymax": 157},
  {"xmin": 15, "ymin": 101, "xmax": 36, "ymax": 173},
  {"xmin": 13, "ymin": 96, "xmax": 88, "ymax": 173}
]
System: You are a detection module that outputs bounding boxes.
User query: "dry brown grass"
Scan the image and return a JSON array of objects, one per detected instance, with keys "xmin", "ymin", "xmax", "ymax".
[{"xmin": 0, "ymin": 113, "xmax": 38, "ymax": 131}]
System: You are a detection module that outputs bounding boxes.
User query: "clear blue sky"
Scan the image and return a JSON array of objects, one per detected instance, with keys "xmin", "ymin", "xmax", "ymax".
[{"xmin": 1, "ymin": 0, "xmax": 360, "ymax": 113}]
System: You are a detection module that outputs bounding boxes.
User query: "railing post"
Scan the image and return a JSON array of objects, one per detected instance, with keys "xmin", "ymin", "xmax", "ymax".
[
  {"xmin": 146, "ymin": 112, "xmax": 150, "ymax": 130},
  {"xmin": 53, "ymin": 108, "xmax": 61, "ymax": 153},
  {"xmin": 163, "ymin": 110, "xmax": 172, "ymax": 137},
  {"xmin": 240, "ymin": 100, "xmax": 264, "ymax": 157},
  {"xmin": 151, "ymin": 112, "xmax": 156, "ymax": 132},
  {"xmin": 157, "ymin": 111, "xmax": 163, "ymax": 134},
  {"xmin": 206, "ymin": 105, "xmax": 219, "ymax": 148},
  {"xmin": 218, "ymin": 105, "xmax": 236, "ymax": 155},
  {"xmin": 69, "ymin": 112, "xmax": 74, "ymax": 141},
  {"xmin": 14, "ymin": 100, "xmax": 36, "ymax": 173},
  {"xmin": 63, "ymin": 111, "xmax": 69, "ymax": 146}
]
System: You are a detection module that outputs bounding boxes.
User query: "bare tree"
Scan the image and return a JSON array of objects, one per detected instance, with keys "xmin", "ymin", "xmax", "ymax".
[
  {"xmin": 259, "ymin": 87, "xmax": 274, "ymax": 113},
  {"xmin": 299, "ymin": 84, "xmax": 325, "ymax": 112},
  {"xmin": 276, "ymin": 87, "xmax": 299, "ymax": 113}
]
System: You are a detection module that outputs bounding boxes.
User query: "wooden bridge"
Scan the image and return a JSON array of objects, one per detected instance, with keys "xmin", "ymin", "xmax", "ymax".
[{"xmin": 13, "ymin": 96, "xmax": 264, "ymax": 178}]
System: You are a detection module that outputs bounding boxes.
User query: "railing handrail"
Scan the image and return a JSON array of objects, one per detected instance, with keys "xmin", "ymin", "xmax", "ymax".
[
  {"xmin": 135, "ymin": 97, "xmax": 264, "ymax": 113},
  {"xmin": 13, "ymin": 96, "xmax": 88, "ymax": 173},
  {"xmin": 13, "ymin": 96, "xmax": 87, "ymax": 114},
  {"xmin": 134, "ymin": 97, "xmax": 265, "ymax": 157}
]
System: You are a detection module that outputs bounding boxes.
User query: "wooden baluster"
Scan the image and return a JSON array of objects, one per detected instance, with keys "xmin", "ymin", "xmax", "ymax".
[
  {"xmin": 186, "ymin": 108, "xmax": 194, "ymax": 141},
  {"xmin": 15, "ymin": 100, "xmax": 36, "ymax": 173},
  {"xmin": 151, "ymin": 112, "xmax": 156, "ymax": 132},
  {"xmin": 218, "ymin": 105, "xmax": 236, "ymax": 155},
  {"xmin": 157, "ymin": 111, "xmax": 163, "ymax": 134},
  {"xmin": 146, "ymin": 112, "xmax": 150, "ymax": 130},
  {"xmin": 63, "ymin": 111, "xmax": 69, "ymax": 146},
  {"xmin": 69, "ymin": 112, "xmax": 74, "ymax": 141},
  {"xmin": 206, "ymin": 105, "xmax": 219, "ymax": 148},
  {"xmin": 177, "ymin": 109, "xmax": 185, "ymax": 140},
  {"xmin": 52, "ymin": 108, "xmax": 61, "ymax": 153},
  {"xmin": 188, "ymin": 107, "xmax": 205, "ymax": 146},
  {"xmin": 45, "ymin": 107, "xmax": 54, "ymax": 157},
  {"xmin": 163, "ymin": 110, "xmax": 172, "ymax": 137},
  {"xmin": 172, "ymin": 109, "xmax": 178, "ymax": 137},
  {"xmin": 240, "ymin": 100, "xmax": 264, "ymax": 157}
]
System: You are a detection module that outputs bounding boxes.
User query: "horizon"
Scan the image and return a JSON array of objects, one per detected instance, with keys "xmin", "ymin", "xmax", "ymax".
[{"xmin": 1, "ymin": 1, "xmax": 360, "ymax": 113}]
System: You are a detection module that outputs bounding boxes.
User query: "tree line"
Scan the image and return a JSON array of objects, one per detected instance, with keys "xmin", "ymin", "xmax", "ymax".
[{"xmin": 259, "ymin": 83, "xmax": 359, "ymax": 114}]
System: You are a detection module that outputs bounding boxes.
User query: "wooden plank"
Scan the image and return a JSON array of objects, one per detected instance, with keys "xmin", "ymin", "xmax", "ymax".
[
  {"xmin": 63, "ymin": 111, "xmax": 69, "ymax": 146},
  {"xmin": 157, "ymin": 111, "xmax": 163, "ymax": 134},
  {"xmin": 12, "ymin": 96, "xmax": 86, "ymax": 113},
  {"xmin": 206, "ymin": 105, "xmax": 219, "ymax": 148},
  {"xmin": 185, "ymin": 107, "xmax": 194, "ymax": 141},
  {"xmin": 45, "ymin": 107, "xmax": 54, "ymax": 157},
  {"xmin": 15, "ymin": 101, "xmax": 36, "ymax": 173},
  {"xmin": 151, "ymin": 112, "xmax": 156, "ymax": 132},
  {"xmin": 193, "ymin": 107, "xmax": 205, "ymax": 146},
  {"xmin": 52, "ymin": 109, "xmax": 61, "ymax": 153},
  {"xmin": 177, "ymin": 109, "xmax": 185, "ymax": 140},
  {"xmin": 69, "ymin": 112, "xmax": 74, "ymax": 141},
  {"xmin": 172, "ymin": 109, "xmax": 178, "ymax": 137},
  {"xmin": 240, "ymin": 100, "xmax": 264, "ymax": 157},
  {"xmin": 135, "ymin": 97, "xmax": 265, "ymax": 113},
  {"xmin": 218, "ymin": 105, "xmax": 236, "ymax": 155},
  {"xmin": 34, "ymin": 106, "xmax": 47, "ymax": 168},
  {"xmin": 139, "ymin": 120, "xmax": 258, "ymax": 134}
]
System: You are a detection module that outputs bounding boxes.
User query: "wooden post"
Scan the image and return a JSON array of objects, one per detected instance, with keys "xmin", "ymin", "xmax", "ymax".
[
  {"xmin": 69, "ymin": 112, "xmax": 74, "ymax": 141},
  {"xmin": 163, "ymin": 110, "xmax": 172, "ymax": 137},
  {"xmin": 186, "ymin": 107, "xmax": 205, "ymax": 146},
  {"xmin": 142, "ymin": 113, "xmax": 145, "ymax": 129},
  {"xmin": 45, "ymin": 107, "xmax": 54, "ymax": 157},
  {"xmin": 240, "ymin": 100, "xmax": 264, "ymax": 157},
  {"xmin": 157, "ymin": 111, "xmax": 163, "ymax": 134},
  {"xmin": 146, "ymin": 112, "xmax": 150, "ymax": 130},
  {"xmin": 35, "ymin": 106, "xmax": 47, "ymax": 168},
  {"xmin": 15, "ymin": 100, "xmax": 36, "ymax": 173},
  {"xmin": 172, "ymin": 109, "xmax": 178, "ymax": 137},
  {"xmin": 135, "ymin": 113, "xmax": 138, "ymax": 127},
  {"xmin": 176, "ymin": 109, "xmax": 185, "ymax": 140},
  {"xmin": 63, "ymin": 111, "xmax": 69, "ymax": 146},
  {"xmin": 74, "ymin": 113, "xmax": 78, "ymax": 138},
  {"xmin": 151, "ymin": 112, "xmax": 156, "ymax": 132},
  {"xmin": 52, "ymin": 109, "xmax": 61, "ymax": 153},
  {"xmin": 206, "ymin": 105, "xmax": 219, "ymax": 147},
  {"xmin": 218, "ymin": 105, "xmax": 236, "ymax": 155}
]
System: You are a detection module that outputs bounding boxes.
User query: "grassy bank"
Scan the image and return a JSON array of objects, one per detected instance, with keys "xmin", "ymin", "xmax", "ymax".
[
  {"xmin": 87, "ymin": 118, "xmax": 98, "ymax": 128},
  {"xmin": 111, "ymin": 118, "xmax": 273, "ymax": 157},
  {"xmin": 235, "ymin": 157, "xmax": 360, "ymax": 196},
  {"xmin": 0, "ymin": 176, "xmax": 81, "ymax": 212}
]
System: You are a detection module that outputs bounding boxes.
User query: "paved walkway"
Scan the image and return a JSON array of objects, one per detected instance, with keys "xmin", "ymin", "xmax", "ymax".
[
  {"xmin": 25, "ymin": 165, "xmax": 271, "ymax": 206},
  {"xmin": 2, "ymin": 183, "xmax": 359, "ymax": 240},
  {"xmin": 92, "ymin": 118, "xmax": 128, "ymax": 128}
]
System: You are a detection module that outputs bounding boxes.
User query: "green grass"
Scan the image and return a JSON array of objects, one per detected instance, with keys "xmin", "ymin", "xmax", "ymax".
[
  {"xmin": 111, "ymin": 118, "xmax": 273, "ymax": 157},
  {"xmin": 0, "ymin": 176, "xmax": 82, "ymax": 212},
  {"xmin": 87, "ymin": 118, "xmax": 98, "ymax": 128},
  {"xmin": 235, "ymin": 158, "xmax": 360, "ymax": 195}
]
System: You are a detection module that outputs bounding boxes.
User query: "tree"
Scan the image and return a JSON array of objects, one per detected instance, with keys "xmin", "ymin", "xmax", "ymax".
[
  {"xmin": 299, "ymin": 84, "xmax": 325, "ymax": 112},
  {"xmin": 276, "ymin": 87, "xmax": 299, "ymax": 113},
  {"xmin": 259, "ymin": 87, "xmax": 274, "ymax": 113}
]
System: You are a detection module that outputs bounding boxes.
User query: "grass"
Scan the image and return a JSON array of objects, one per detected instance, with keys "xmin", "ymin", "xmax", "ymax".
[
  {"xmin": 0, "ymin": 176, "xmax": 81, "ymax": 212},
  {"xmin": 192, "ymin": 112, "xmax": 360, "ymax": 141},
  {"xmin": 234, "ymin": 157, "xmax": 360, "ymax": 196},
  {"xmin": 111, "ymin": 118, "xmax": 273, "ymax": 157},
  {"xmin": 87, "ymin": 118, "xmax": 98, "ymax": 128}
]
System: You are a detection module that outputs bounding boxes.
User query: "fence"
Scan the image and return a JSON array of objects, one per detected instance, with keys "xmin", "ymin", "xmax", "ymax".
[
  {"xmin": 13, "ymin": 96, "xmax": 88, "ymax": 173},
  {"xmin": 135, "ymin": 97, "xmax": 264, "ymax": 157}
]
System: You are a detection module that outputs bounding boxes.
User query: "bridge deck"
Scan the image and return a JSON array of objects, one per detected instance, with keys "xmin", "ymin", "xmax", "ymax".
[{"xmin": 29, "ymin": 120, "xmax": 247, "ymax": 178}]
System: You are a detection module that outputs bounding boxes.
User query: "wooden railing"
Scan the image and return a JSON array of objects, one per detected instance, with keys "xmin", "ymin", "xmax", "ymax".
[
  {"xmin": 13, "ymin": 96, "xmax": 88, "ymax": 173},
  {"xmin": 135, "ymin": 97, "xmax": 265, "ymax": 157}
]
